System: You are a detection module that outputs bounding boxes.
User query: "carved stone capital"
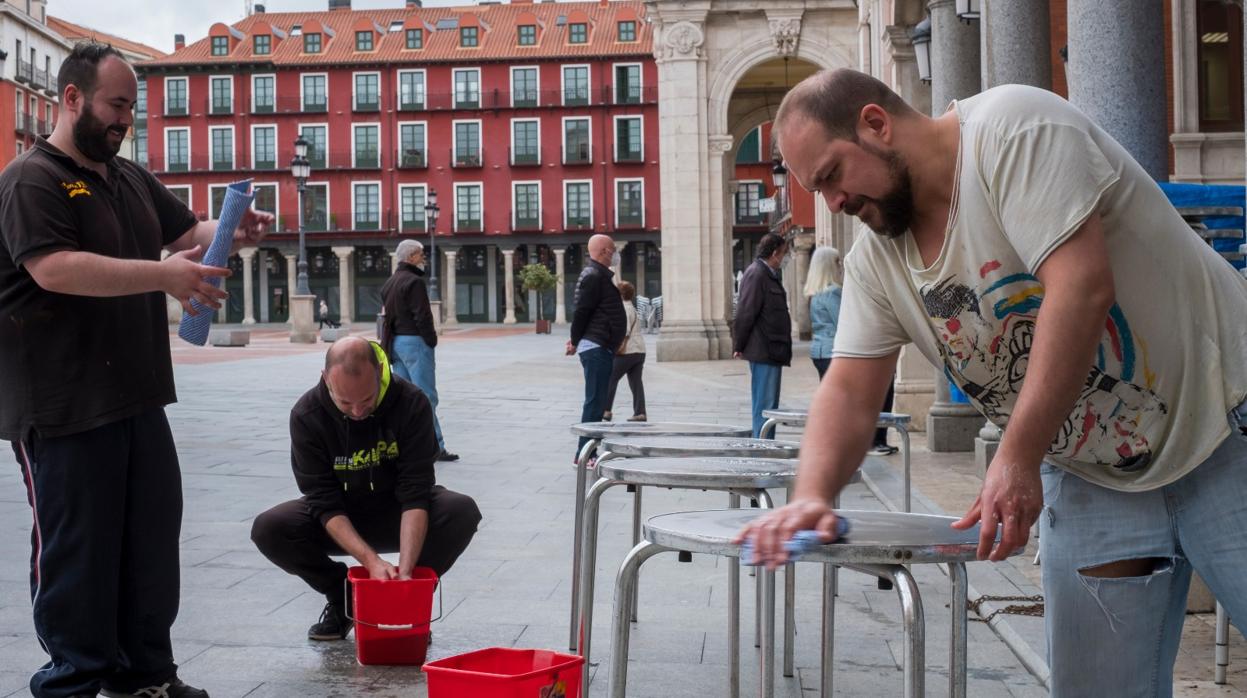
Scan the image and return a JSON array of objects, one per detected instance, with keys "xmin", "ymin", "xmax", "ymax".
[
  {"xmin": 708, "ymin": 134, "xmax": 734, "ymax": 155},
  {"xmin": 767, "ymin": 14, "xmax": 802, "ymax": 57},
  {"xmin": 655, "ymin": 20, "xmax": 705, "ymax": 61}
]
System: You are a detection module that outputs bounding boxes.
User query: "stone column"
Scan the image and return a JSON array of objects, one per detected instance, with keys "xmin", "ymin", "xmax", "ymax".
[
  {"xmin": 926, "ymin": 0, "xmax": 982, "ymax": 451},
  {"xmin": 486, "ymin": 246, "xmax": 498, "ymax": 322},
  {"xmin": 791, "ymin": 231, "xmax": 814, "ymax": 341},
  {"xmin": 651, "ymin": 16, "xmax": 733, "ymax": 361},
  {"xmin": 1067, "ymin": 0, "xmax": 1167, "ymax": 180},
  {"xmin": 634, "ymin": 245, "xmax": 647, "ymax": 298},
  {"xmin": 442, "ymin": 248, "xmax": 459, "ymax": 328},
  {"xmin": 928, "ymin": 0, "xmax": 980, "ymax": 114},
  {"xmin": 332, "ymin": 246, "xmax": 354, "ymax": 325},
  {"xmin": 611, "ymin": 241, "xmax": 624, "ymax": 281},
  {"xmin": 554, "ymin": 246, "xmax": 568, "ymax": 324},
  {"xmin": 237, "ymin": 247, "xmax": 257, "ymax": 325},
  {"xmin": 973, "ymin": 0, "xmax": 1050, "ymax": 464},
  {"xmin": 391, "ymin": 249, "xmax": 400, "ymax": 273},
  {"xmin": 981, "ymin": 0, "xmax": 1050, "ymax": 91},
  {"xmin": 283, "ymin": 251, "xmax": 298, "ymax": 312},
  {"xmin": 501, "ymin": 247, "xmax": 517, "ymax": 324},
  {"xmin": 258, "ymin": 250, "xmax": 271, "ymax": 323}
]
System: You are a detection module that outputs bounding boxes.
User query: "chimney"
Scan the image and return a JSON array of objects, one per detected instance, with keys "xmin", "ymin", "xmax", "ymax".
[
  {"xmin": 406, "ymin": 0, "xmax": 422, "ymax": 7},
  {"xmin": 328, "ymin": 0, "xmax": 350, "ymax": 10},
  {"xmin": 174, "ymin": 34, "xmax": 185, "ymax": 50},
  {"xmin": 255, "ymin": 3, "xmax": 265, "ymax": 12}
]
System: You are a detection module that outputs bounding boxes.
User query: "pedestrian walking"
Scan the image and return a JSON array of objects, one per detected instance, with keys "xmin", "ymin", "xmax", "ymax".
[
  {"xmin": 603, "ymin": 280, "xmax": 647, "ymax": 422},
  {"xmin": 566, "ymin": 234, "xmax": 627, "ymax": 457},
  {"xmin": 732, "ymin": 232, "xmax": 793, "ymax": 438}
]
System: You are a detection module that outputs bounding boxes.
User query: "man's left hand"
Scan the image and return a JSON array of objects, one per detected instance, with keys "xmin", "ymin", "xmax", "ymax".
[
  {"xmin": 951, "ymin": 457, "xmax": 1043, "ymax": 561},
  {"xmin": 234, "ymin": 208, "xmax": 274, "ymax": 247},
  {"xmin": 565, "ymin": 340, "xmax": 575, "ymax": 356}
]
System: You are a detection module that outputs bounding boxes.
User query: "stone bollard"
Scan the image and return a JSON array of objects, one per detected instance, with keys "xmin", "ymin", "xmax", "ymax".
[
  {"xmin": 320, "ymin": 328, "xmax": 352, "ymax": 343},
  {"xmin": 208, "ymin": 329, "xmax": 250, "ymax": 347}
]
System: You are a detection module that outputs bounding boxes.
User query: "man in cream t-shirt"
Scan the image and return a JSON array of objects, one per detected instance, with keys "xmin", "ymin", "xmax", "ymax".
[{"xmin": 738, "ymin": 68, "xmax": 1247, "ymax": 695}]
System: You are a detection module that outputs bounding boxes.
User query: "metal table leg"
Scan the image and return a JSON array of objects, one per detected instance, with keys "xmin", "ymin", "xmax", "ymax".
[
  {"xmin": 609, "ymin": 542, "xmax": 668, "ymax": 698},
  {"xmin": 761, "ymin": 564, "xmax": 777, "ymax": 698},
  {"xmin": 569, "ymin": 437, "xmax": 599, "ymax": 651},
  {"xmin": 1216, "ymin": 602, "xmax": 1230, "ymax": 685},
  {"xmin": 897, "ymin": 425, "xmax": 911, "ymax": 513},
  {"xmin": 950, "ymin": 562, "xmax": 967, "ymax": 698},
  {"xmin": 784, "ymin": 486, "xmax": 796, "ymax": 677},
  {"xmin": 728, "ymin": 493, "xmax": 742, "ymax": 698},
  {"xmin": 577, "ymin": 476, "xmax": 618, "ymax": 698},
  {"xmin": 755, "ymin": 490, "xmax": 775, "ymax": 649},
  {"xmin": 892, "ymin": 565, "xmax": 926, "ymax": 698},
  {"xmin": 821, "ymin": 562, "xmax": 835, "ymax": 697},
  {"xmin": 629, "ymin": 485, "xmax": 643, "ymax": 623},
  {"xmin": 760, "ymin": 417, "xmax": 779, "ymax": 440}
]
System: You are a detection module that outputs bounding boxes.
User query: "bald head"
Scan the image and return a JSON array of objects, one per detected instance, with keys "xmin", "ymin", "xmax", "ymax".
[
  {"xmin": 587, "ymin": 234, "xmax": 617, "ymax": 267},
  {"xmin": 324, "ymin": 336, "xmax": 379, "ymax": 377},
  {"xmin": 774, "ymin": 69, "xmax": 917, "ymax": 155},
  {"xmin": 322, "ymin": 337, "xmax": 381, "ymax": 420}
]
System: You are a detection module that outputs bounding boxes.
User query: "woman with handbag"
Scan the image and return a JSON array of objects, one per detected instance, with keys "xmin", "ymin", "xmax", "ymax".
[{"xmin": 603, "ymin": 281, "xmax": 647, "ymax": 422}]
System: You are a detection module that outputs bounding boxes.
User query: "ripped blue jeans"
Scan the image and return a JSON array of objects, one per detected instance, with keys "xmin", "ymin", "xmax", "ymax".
[{"xmin": 1039, "ymin": 404, "xmax": 1247, "ymax": 697}]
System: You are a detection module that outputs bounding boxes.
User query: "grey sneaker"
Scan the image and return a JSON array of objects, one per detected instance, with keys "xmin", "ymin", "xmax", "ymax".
[
  {"xmin": 100, "ymin": 677, "xmax": 209, "ymax": 698},
  {"xmin": 308, "ymin": 600, "xmax": 351, "ymax": 641}
]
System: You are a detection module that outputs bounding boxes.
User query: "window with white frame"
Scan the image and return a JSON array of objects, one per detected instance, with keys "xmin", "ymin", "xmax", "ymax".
[
  {"xmin": 512, "ymin": 119, "xmax": 540, "ymax": 165},
  {"xmin": 398, "ymin": 122, "xmax": 426, "ymax": 167},
  {"xmin": 453, "ymin": 68, "xmax": 480, "ymax": 108},
  {"xmin": 354, "ymin": 73, "xmax": 379, "ymax": 111},
  {"xmin": 735, "ymin": 181, "xmax": 764, "ymax": 224},
  {"xmin": 455, "ymin": 184, "xmax": 482, "ymax": 231},
  {"xmin": 562, "ymin": 65, "xmax": 589, "ymax": 106},
  {"xmin": 353, "ymin": 182, "xmax": 380, "ymax": 230},
  {"xmin": 210, "ymin": 76, "xmax": 232, "ymax": 114},
  {"xmin": 563, "ymin": 118, "xmax": 590, "ymax": 163},
  {"xmin": 210, "ymin": 127, "xmax": 234, "ymax": 170},
  {"xmin": 135, "ymin": 82, "xmax": 147, "ymax": 115},
  {"xmin": 616, "ymin": 179, "xmax": 644, "ymax": 227},
  {"xmin": 399, "ymin": 184, "xmax": 426, "ymax": 231},
  {"xmin": 353, "ymin": 124, "xmax": 379, "ymax": 168},
  {"xmin": 564, "ymin": 181, "xmax": 591, "ymax": 228},
  {"xmin": 209, "ymin": 185, "xmax": 229, "ymax": 219},
  {"xmin": 252, "ymin": 75, "xmax": 275, "ymax": 113},
  {"xmin": 166, "ymin": 185, "xmax": 191, "ymax": 209},
  {"xmin": 615, "ymin": 116, "xmax": 642, "ymax": 162},
  {"xmin": 165, "ymin": 128, "xmax": 189, "ymax": 171},
  {"xmin": 165, "ymin": 77, "xmax": 187, "ymax": 115},
  {"xmin": 453, "ymin": 121, "xmax": 481, "ymax": 166},
  {"xmin": 398, "ymin": 70, "xmax": 425, "ymax": 110},
  {"xmin": 614, "ymin": 64, "xmax": 641, "ymax": 104},
  {"xmin": 302, "ymin": 74, "xmax": 327, "ymax": 112},
  {"xmin": 252, "ymin": 183, "xmax": 277, "ymax": 219},
  {"xmin": 134, "ymin": 127, "xmax": 147, "ymax": 166},
  {"xmin": 513, "ymin": 182, "xmax": 541, "ymax": 229},
  {"xmin": 301, "ymin": 182, "xmax": 329, "ymax": 231},
  {"xmin": 252, "ymin": 125, "xmax": 276, "ymax": 169},
  {"xmin": 300, "ymin": 124, "xmax": 327, "ymax": 168},
  {"xmin": 511, "ymin": 67, "xmax": 538, "ymax": 107}
]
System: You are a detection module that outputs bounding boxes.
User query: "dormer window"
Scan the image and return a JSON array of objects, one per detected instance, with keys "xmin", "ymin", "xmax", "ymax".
[
  {"xmin": 618, "ymin": 20, "xmax": 636, "ymax": 42},
  {"xmin": 569, "ymin": 23, "xmax": 587, "ymax": 44},
  {"xmin": 253, "ymin": 35, "xmax": 271, "ymax": 55},
  {"xmin": 518, "ymin": 24, "xmax": 536, "ymax": 45},
  {"xmin": 304, "ymin": 32, "xmax": 322, "ymax": 53},
  {"xmin": 355, "ymin": 31, "xmax": 373, "ymax": 51},
  {"xmin": 211, "ymin": 36, "xmax": 229, "ymax": 56},
  {"xmin": 460, "ymin": 26, "xmax": 478, "ymax": 47},
  {"xmin": 406, "ymin": 28, "xmax": 423, "ymax": 49}
]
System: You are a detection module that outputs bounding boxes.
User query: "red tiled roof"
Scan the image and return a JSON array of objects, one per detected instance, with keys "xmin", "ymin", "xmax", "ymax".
[
  {"xmin": 47, "ymin": 16, "xmax": 167, "ymax": 60},
  {"xmin": 138, "ymin": 1, "xmax": 650, "ymax": 69}
]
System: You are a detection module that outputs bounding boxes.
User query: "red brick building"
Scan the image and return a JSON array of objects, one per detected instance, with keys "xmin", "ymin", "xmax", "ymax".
[{"xmin": 138, "ymin": 0, "xmax": 663, "ymax": 325}]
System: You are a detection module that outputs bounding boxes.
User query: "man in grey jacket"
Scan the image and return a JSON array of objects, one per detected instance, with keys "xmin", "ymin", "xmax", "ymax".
[{"xmin": 733, "ymin": 232, "xmax": 793, "ymax": 437}]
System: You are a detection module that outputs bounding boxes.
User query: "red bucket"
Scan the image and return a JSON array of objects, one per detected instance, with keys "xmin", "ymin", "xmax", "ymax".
[
  {"xmin": 423, "ymin": 647, "xmax": 584, "ymax": 698},
  {"xmin": 347, "ymin": 566, "xmax": 439, "ymax": 666}
]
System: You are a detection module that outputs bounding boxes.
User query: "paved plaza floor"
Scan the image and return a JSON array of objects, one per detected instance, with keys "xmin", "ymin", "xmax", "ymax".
[{"xmin": 0, "ymin": 324, "xmax": 1241, "ymax": 697}]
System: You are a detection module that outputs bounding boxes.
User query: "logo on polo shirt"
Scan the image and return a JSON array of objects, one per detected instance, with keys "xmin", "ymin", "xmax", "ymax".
[{"xmin": 60, "ymin": 180, "xmax": 90, "ymax": 199}]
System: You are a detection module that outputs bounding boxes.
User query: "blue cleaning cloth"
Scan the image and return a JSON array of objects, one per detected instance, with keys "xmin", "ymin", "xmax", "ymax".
[
  {"xmin": 740, "ymin": 517, "xmax": 851, "ymax": 566},
  {"xmin": 178, "ymin": 179, "xmax": 255, "ymax": 345}
]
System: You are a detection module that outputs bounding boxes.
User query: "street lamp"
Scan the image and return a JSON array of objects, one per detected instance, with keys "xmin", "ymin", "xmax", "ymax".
[
  {"xmin": 955, "ymin": 0, "xmax": 980, "ymax": 22},
  {"xmin": 290, "ymin": 134, "xmax": 311, "ymax": 296},
  {"xmin": 424, "ymin": 188, "xmax": 441, "ymax": 302},
  {"xmin": 911, "ymin": 16, "xmax": 932, "ymax": 85},
  {"xmin": 771, "ymin": 159, "xmax": 788, "ymax": 191}
]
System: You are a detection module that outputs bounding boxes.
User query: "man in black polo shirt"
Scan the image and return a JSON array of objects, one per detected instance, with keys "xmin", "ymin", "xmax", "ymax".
[{"xmin": 0, "ymin": 44, "xmax": 272, "ymax": 698}]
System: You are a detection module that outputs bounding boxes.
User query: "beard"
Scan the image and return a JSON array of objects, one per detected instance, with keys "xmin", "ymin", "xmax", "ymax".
[
  {"xmin": 73, "ymin": 101, "xmax": 126, "ymax": 162},
  {"xmin": 848, "ymin": 143, "xmax": 916, "ymax": 239}
]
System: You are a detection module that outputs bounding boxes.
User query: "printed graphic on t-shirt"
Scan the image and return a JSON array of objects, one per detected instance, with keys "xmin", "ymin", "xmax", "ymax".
[{"xmin": 921, "ymin": 259, "xmax": 1168, "ymax": 473}]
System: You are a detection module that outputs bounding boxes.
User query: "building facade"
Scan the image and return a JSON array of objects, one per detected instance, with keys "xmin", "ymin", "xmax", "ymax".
[
  {"xmin": 0, "ymin": 0, "xmax": 67, "ymax": 165},
  {"xmin": 138, "ymin": 0, "xmax": 666, "ymax": 326}
]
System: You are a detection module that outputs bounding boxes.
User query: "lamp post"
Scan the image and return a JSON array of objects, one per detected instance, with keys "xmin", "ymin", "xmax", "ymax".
[
  {"xmin": 911, "ymin": 16, "xmax": 932, "ymax": 84},
  {"xmin": 290, "ymin": 135, "xmax": 311, "ymax": 295},
  {"xmin": 424, "ymin": 188, "xmax": 441, "ymax": 303},
  {"xmin": 288, "ymin": 135, "xmax": 317, "ymax": 343},
  {"xmin": 955, "ymin": 0, "xmax": 980, "ymax": 22}
]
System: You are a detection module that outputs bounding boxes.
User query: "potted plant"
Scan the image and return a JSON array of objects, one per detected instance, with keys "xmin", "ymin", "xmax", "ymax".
[{"xmin": 518, "ymin": 262, "xmax": 558, "ymax": 334}]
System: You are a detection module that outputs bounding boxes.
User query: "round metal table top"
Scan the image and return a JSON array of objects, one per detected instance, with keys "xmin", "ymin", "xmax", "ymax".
[
  {"xmin": 645, "ymin": 508, "xmax": 1013, "ymax": 565},
  {"xmin": 599, "ymin": 435, "xmax": 800, "ymax": 459},
  {"xmin": 569, "ymin": 421, "xmax": 751, "ymax": 439},
  {"xmin": 596, "ymin": 457, "xmax": 798, "ymax": 490},
  {"xmin": 761, "ymin": 409, "xmax": 912, "ymax": 429}
]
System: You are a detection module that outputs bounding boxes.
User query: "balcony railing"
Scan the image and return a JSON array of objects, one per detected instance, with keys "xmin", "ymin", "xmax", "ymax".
[
  {"xmin": 400, "ymin": 218, "xmax": 426, "ymax": 233},
  {"xmin": 614, "ymin": 146, "xmax": 644, "ymax": 164},
  {"xmin": 14, "ymin": 113, "xmax": 34, "ymax": 135},
  {"xmin": 451, "ymin": 148, "xmax": 482, "ymax": 168},
  {"xmin": 456, "ymin": 218, "xmax": 482, "ymax": 233},
  {"xmin": 396, "ymin": 148, "xmax": 428, "ymax": 169},
  {"xmin": 33, "ymin": 67, "xmax": 50, "ymax": 91},
  {"xmin": 565, "ymin": 216, "xmax": 593, "ymax": 231},
  {"xmin": 15, "ymin": 60, "xmax": 32, "ymax": 84},
  {"xmin": 253, "ymin": 158, "xmax": 277, "ymax": 170},
  {"xmin": 354, "ymin": 97, "xmax": 380, "ymax": 112},
  {"xmin": 617, "ymin": 212, "xmax": 644, "ymax": 229},
  {"xmin": 512, "ymin": 217, "xmax": 542, "ymax": 232},
  {"xmin": 563, "ymin": 143, "xmax": 592, "ymax": 165},
  {"xmin": 252, "ymin": 100, "xmax": 275, "ymax": 114},
  {"xmin": 352, "ymin": 150, "xmax": 380, "ymax": 169},
  {"xmin": 510, "ymin": 146, "xmax": 542, "ymax": 166},
  {"xmin": 211, "ymin": 157, "xmax": 235, "ymax": 171},
  {"xmin": 163, "ymin": 100, "xmax": 188, "ymax": 116},
  {"xmin": 736, "ymin": 213, "xmax": 766, "ymax": 226},
  {"xmin": 398, "ymin": 95, "xmax": 425, "ymax": 111},
  {"xmin": 208, "ymin": 99, "xmax": 233, "ymax": 115},
  {"xmin": 354, "ymin": 216, "xmax": 381, "ymax": 231},
  {"xmin": 302, "ymin": 98, "xmax": 328, "ymax": 113},
  {"xmin": 407, "ymin": 85, "xmax": 659, "ymax": 111}
]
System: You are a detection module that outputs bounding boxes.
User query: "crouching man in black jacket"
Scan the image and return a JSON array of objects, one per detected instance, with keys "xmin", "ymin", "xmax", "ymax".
[{"xmin": 251, "ymin": 337, "xmax": 481, "ymax": 640}]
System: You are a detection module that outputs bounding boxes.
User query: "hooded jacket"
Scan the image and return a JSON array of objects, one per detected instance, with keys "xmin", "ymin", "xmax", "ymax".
[{"xmin": 289, "ymin": 342, "xmax": 440, "ymax": 525}]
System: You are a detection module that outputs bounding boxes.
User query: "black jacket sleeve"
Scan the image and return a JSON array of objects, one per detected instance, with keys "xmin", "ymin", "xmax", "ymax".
[
  {"xmin": 569, "ymin": 269, "xmax": 600, "ymax": 345},
  {"xmin": 733, "ymin": 264, "xmax": 763, "ymax": 354},
  {"xmin": 289, "ymin": 410, "xmax": 347, "ymax": 525},
  {"xmin": 392, "ymin": 387, "xmax": 439, "ymax": 512}
]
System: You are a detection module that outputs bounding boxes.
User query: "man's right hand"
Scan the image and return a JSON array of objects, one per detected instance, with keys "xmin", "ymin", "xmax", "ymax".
[
  {"xmin": 733, "ymin": 351, "xmax": 743, "ymax": 359},
  {"xmin": 161, "ymin": 245, "xmax": 230, "ymax": 315},
  {"xmin": 732, "ymin": 498, "xmax": 840, "ymax": 570},
  {"xmin": 365, "ymin": 557, "xmax": 399, "ymax": 580},
  {"xmin": 565, "ymin": 340, "xmax": 575, "ymax": 356}
]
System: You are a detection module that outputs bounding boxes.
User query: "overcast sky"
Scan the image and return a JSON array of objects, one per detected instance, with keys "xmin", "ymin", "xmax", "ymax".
[{"xmin": 52, "ymin": 0, "xmax": 569, "ymax": 55}]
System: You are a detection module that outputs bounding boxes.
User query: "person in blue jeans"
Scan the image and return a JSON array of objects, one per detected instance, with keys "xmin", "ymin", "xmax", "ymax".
[
  {"xmin": 381, "ymin": 239, "xmax": 458, "ymax": 462},
  {"xmin": 566, "ymin": 234, "xmax": 627, "ymax": 459},
  {"xmin": 732, "ymin": 233, "xmax": 793, "ymax": 438}
]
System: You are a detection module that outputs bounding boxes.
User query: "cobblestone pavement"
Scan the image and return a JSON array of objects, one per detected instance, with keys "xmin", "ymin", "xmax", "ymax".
[{"xmin": 0, "ymin": 324, "xmax": 1239, "ymax": 696}]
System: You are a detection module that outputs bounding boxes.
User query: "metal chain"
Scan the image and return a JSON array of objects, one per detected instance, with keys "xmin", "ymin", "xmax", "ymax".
[{"xmin": 967, "ymin": 594, "xmax": 1045, "ymax": 623}]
